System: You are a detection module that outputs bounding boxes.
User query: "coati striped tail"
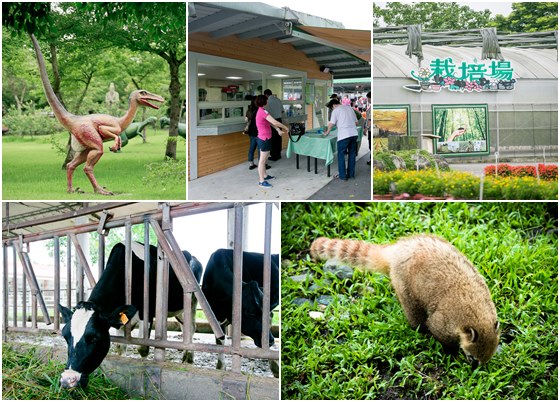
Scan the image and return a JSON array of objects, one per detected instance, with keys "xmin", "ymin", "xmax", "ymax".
[{"xmin": 310, "ymin": 237, "xmax": 390, "ymax": 275}]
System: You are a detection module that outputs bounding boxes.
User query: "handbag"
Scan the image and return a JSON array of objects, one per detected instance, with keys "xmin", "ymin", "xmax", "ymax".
[{"xmin": 288, "ymin": 123, "xmax": 306, "ymax": 143}]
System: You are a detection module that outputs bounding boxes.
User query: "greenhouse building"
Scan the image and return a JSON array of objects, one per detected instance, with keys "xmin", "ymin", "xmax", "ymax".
[{"xmin": 372, "ymin": 28, "xmax": 558, "ymax": 161}]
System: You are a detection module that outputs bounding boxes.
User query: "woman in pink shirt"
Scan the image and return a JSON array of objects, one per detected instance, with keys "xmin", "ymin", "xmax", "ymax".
[{"xmin": 255, "ymin": 95, "xmax": 288, "ymax": 188}]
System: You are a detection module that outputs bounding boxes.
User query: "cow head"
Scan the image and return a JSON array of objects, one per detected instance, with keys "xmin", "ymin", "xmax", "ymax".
[
  {"xmin": 58, "ymin": 301, "xmax": 137, "ymax": 389},
  {"xmin": 241, "ymin": 281, "xmax": 275, "ymax": 348}
]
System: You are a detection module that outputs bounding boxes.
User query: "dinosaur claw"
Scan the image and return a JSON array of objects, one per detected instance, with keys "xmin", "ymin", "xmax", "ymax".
[{"xmin": 95, "ymin": 187, "xmax": 114, "ymax": 196}]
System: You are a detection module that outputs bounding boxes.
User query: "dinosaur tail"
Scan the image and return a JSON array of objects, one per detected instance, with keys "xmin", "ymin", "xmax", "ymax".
[
  {"xmin": 310, "ymin": 237, "xmax": 391, "ymax": 275},
  {"xmin": 29, "ymin": 34, "xmax": 73, "ymax": 127}
]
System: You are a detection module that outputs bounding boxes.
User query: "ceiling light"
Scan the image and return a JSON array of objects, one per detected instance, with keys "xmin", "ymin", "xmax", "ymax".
[
  {"xmin": 197, "ymin": 73, "xmax": 206, "ymax": 76},
  {"xmin": 226, "ymin": 76, "xmax": 243, "ymax": 80},
  {"xmin": 271, "ymin": 74, "xmax": 289, "ymax": 78}
]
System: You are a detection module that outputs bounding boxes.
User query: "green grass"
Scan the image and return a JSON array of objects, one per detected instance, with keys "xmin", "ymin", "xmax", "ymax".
[
  {"xmin": 281, "ymin": 202, "xmax": 558, "ymax": 399},
  {"xmin": 2, "ymin": 129, "xmax": 186, "ymax": 200},
  {"xmin": 2, "ymin": 343, "xmax": 135, "ymax": 400}
]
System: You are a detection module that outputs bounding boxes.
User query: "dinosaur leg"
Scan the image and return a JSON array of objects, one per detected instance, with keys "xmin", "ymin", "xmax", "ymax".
[
  {"xmin": 98, "ymin": 124, "xmax": 122, "ymax": 153},
  {"xmin": 84, "ymin": 148, "xmax": 113, "ymax": 195},
  {"xmin": 66, "ymin": 151, "xmax": 87, "ymax": 193},
  {"xmin": 71, "ymin": 125, "xmax": 113, "ymax": 195}
]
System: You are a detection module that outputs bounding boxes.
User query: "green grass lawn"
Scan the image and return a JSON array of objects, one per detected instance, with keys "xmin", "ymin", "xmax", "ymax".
[
  {"xmin": 2, "ymin": 344, "xmax": 134, "ymax": 400},
  {"xmin": 2, "ymin": 129, "xmax": 186, "ymax": 200},
  {"xmin": 281, "ymin": 202, "xmax": 558, "ymax": 399}
]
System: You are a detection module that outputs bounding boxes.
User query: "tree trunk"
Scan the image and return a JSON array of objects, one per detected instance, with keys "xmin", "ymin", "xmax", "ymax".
[
  {"xmin": 74, "ymin": 70, "xmax": 94, "ymax": 113},
  {"xmin": 165, "ymin": 54, "xmax": 181, "ymax": 160},
  {"xmin": 62, "ymin": 134, "xmax": 74, "ymax": 169}
]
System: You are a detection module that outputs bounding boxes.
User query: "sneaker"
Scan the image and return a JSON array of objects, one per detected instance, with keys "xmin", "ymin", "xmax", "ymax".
[
  {"xmin": 259, "ymin": 181, "xmax": 273, "ymax": 188},
  {"xmin": 249, "ymin": 164, "xmax": 257, "ymax": 170},
  {"xmin": 264, "ymin": 175, "xmax": 275, "ymax": 180}
]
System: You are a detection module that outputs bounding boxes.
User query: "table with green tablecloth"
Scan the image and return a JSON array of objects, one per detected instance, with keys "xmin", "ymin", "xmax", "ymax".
[{"xmin": 286, "ymin": 127, "xmax": 363, "ymax": 176}]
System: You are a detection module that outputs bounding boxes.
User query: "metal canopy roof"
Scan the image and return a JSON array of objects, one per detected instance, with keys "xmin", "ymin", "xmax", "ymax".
[
  {"xmin": 188, "ymin": 2, "xmax": 371, "ymax": 79},
  {"xmin": 373, "ymin": 27, "xmax": 558, "ymax": 49},
  {"xmin": 1, "ymin": 202, "xmax": 221, "ymax": 242}
]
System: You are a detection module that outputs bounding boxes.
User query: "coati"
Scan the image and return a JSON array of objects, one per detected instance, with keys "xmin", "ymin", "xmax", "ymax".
[{"xmin": 310, "ymin": 234, "xmax": 500, "ymax": 366}]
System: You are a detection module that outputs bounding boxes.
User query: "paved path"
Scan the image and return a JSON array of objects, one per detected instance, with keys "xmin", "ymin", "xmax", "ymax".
[
  {"xmin": 308, "ymin": 154, "xmax": 371, "ymax": 200},
  {"xmin": 188, "ymin": 141, "xmax": 371, "ymax": 200}
]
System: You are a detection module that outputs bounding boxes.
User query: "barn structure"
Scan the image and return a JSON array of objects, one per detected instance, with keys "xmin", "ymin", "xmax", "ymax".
[
  {"xmin": 372, "ymin": 27, "xmax": 558, "ymax": 161},
  {"xmin": 188, "ymin": 1, "xmax": 371, "ymax": 179},
  {"xmin": 2, "ymin": 202, "xmax": 279, "ymax": 399}
]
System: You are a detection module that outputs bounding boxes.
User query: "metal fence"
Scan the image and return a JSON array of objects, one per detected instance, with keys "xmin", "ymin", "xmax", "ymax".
[{"xmin": 2, "ymin": 202, "xmax": 278, "ymax": 371}]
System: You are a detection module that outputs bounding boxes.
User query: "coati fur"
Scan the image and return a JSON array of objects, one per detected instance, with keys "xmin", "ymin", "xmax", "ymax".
[{"xmin": 310, "ymin": 235, "xmax": 500, "ymax": 365}]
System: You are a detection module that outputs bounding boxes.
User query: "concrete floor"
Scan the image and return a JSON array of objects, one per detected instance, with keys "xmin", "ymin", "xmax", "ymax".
[{"xmin": 188, "ymin": 141, "xmax": 371, "ymax": 200}]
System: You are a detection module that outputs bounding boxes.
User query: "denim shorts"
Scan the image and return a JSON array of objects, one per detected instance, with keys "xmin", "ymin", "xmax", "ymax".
[{"xmin": 257, "ymin": 137, "xmax": 272, "ymax": 152}]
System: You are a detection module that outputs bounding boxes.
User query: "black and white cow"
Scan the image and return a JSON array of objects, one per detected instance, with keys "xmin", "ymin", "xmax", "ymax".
[
  {"xmin": 202, "ymin": 249, "xmax": 279, "ymax": 372},
  {"xmin": 58, "ymin": 241, "xmax": 202, "ymax": 389}
]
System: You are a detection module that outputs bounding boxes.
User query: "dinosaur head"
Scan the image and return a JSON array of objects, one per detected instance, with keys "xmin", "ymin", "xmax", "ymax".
[{"xmin": 131, "ymin": 90, "xmax": 164, "ymax": 109}]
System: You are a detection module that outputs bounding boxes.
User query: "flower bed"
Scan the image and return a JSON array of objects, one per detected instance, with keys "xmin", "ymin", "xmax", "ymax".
[
  {"xmin": 374, "ymin": 169, "xmax": 558, "ymax": 200},
  {"xmin": 484, "ymin": 164, "xmax": 558, "ymax": 180}
]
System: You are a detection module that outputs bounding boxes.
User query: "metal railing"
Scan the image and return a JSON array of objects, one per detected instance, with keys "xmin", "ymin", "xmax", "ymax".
[{"xmin": 2, "ymin": 202, "xmax": 279, "ymax": 371}]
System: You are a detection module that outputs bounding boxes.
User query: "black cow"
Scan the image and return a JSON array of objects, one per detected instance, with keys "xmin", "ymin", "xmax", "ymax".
[
  {"xmin": 202, "ymin": 249, "xmax": 279, "ymax": 373},
  {"xmin": 58, "ymin": 241, "xmax": 202, "ymax": 389}
]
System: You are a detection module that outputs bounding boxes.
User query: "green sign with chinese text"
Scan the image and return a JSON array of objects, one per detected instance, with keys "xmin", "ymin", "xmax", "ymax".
[{"xmin": 407, "ymin": 58, "xmax": 516, "ymax": 93}]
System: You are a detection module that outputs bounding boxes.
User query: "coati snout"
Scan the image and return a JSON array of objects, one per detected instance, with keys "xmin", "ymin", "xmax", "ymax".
[
  {"xmin": 310, "ymin": 235, "xmax": 500, "ymax": 366},
  {"xmin": 460, "ymin": 322, "xmax": 500, "ymax": 367}
]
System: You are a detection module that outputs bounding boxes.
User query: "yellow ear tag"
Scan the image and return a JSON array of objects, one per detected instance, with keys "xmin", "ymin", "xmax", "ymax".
[{"xmin": 120, "ymin": 312, "xmax": 129, "ymax": 325}]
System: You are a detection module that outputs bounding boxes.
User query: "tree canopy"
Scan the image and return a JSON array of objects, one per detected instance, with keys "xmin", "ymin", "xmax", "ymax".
[
  {"xmin": 491, "ymin": 2, "xmax": 558, "ymax": 32},
  {"xmin": 373, "ymin": 2, "xmax": 493, "ymax": 30},
  {"xmin": 2, "ymin": 2, "xmax": 186, "ymax": 160}
]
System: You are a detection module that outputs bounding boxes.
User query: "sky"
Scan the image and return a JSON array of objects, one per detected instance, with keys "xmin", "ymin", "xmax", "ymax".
[
  {"xmin": 264, "ymin": 1, "xmax": 513, "ymax": 30},
  {"xmin": 265, "ymin": 0, "xmax": 373, "ymax": 30}
]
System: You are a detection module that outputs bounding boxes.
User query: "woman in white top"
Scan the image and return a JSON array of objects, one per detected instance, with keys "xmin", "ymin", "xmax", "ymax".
[{"xmin": 323, "ymin": 100, "xmax": 359, "ymax": 180}]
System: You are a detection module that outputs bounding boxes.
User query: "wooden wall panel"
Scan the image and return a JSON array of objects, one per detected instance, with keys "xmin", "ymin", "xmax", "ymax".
[
  {"xmin": 196, "ymin": 133, "xmax": 290, "ymax": 178},
  {"xmin": 189, "ymin": 33, "xmax": 332, "ymax": 81}
]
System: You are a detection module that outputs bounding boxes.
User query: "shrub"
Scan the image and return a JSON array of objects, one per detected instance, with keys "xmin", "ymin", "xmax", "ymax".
[
  {"xmin": 2, "ymin": 107, "xmax": 63, "ymax": 136},
  {"xmin": 373, "ymin": 150, "xmax": 450, "ymax": 172},
  {"xmin": 374, "ymin": 169, "xmax": 558, "ymax": 200},
  {"xmin": 483, "ymin": 176, "xmax": 558, "ymax": 200},
  {"xmin": 538, "ymin": 164, "xmax": 558, "ymax": 180},
  {"xmin": 484, "ymin": 164, "xmax": 558, "ymax": 181}
]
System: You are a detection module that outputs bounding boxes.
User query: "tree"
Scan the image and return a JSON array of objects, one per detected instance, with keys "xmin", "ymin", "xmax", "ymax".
[
  {"xmin": 3, "ymin": 2, "xmax": 185, "ymax": 161},
  {"xmin": 373, "ymin": 2, "xmax": 493, "ymax": 30},
  {"xmin": 1, "ymin": 27, "xmax": 40, "ymax": 112},
  {"xmin": 75, "ymin": 2, "xmax": 186, "ymax": 160},
  {"xmin": 2, "ymin": 2, "xmax": 54, "ymax": 37},
  {"xmin": 491, "ymin": 2, "xmax": 558, "ymax": 32}
]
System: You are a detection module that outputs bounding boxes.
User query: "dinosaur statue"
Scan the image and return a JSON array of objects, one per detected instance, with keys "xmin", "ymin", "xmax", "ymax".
[
  {"xmin": 30, "ymin": 34, "xmax": 164, "ymax": 195},
  {"xmin": 159, "ymin": 116, "xmax": 186, "ymax": 139},
  {"xmin": 118, "ymin": 116, "xmax": 157, "ymax": 148}
]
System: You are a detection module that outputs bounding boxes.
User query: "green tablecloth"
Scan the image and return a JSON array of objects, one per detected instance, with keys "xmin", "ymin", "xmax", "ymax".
[{"xmin": 286, "ymin": 127, "xmax": 363, "ymax": 166}]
